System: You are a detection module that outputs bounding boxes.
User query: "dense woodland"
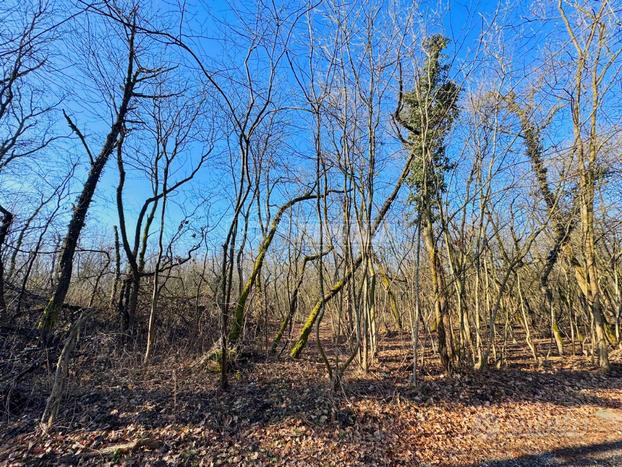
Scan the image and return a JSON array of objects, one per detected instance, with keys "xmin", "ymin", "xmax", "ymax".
[{"xmin": 1, "ymin": 0, "xmax": 622, "ymax": 464}]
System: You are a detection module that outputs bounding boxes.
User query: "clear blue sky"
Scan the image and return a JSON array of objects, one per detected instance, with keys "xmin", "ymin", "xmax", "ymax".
[{"xmin": 8, "ymin": 0, "xmax": 614, "ymax": 257}]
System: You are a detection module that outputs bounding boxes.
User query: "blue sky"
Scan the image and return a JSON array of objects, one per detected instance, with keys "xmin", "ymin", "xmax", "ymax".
[{"xmin": 6, "ymin": 0, "xmax": 620, "ymax": 258}]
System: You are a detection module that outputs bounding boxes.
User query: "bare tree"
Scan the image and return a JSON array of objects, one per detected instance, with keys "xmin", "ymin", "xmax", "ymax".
[
  {"xmin": 39, "ymin": 5, "xmax": 162, "ymax": 333},
  {"xmin": 558, "ymin": 0, "xmax": 621, "ymax": 372},
  {"xmin": 0, "ymin": 0, "xmax": 58, "ymax": 174}
]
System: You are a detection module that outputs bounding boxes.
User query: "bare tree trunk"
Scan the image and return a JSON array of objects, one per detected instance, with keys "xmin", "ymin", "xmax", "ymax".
[
  {"xmin": 271, "ymin": 249, "xmax": 330, "ymax": 353},
  {"xmin": 109, "ymin": 226, "xmax": 121, "ymax": 312},
  {"xmin": 40, "ymin": 310, "xmax": 92, "ymax": 431},
  {"xmin": 557, "ymin": 0, "xmax": 616, "ymax": 372},
  {"xmin": 39, "ymin": 21, "xmax": 140, "ymax": 334},
  {"xmin": 422, "ymin": 207, "xmax": 453, "ymax": 372},
  {"xmin": 229, "ymin": 191, "xmax": 318, "ymax": 343},
  {"xmin": 290, "ymin": 148, "xmax": 417, "ymax": 358},
  {"xmin": 504, "ymin": 93, "xmax": 574, "ymax": 356},
  {"xmin": 144, "ymin": 156, "xmax": 170, "ymax": 364},
  {"xmin": 0, "ymin": 204, "xmax": 14, "ymax": 318}
]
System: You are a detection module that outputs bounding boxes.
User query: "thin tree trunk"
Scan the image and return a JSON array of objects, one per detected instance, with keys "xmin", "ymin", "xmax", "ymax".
[
  {"xmin": 39, "ymin": 25, "xmax": 138, "ymax": 333},
  {"xmin": 40, "ymin": 310, "xmax": 92, "ymax": 431},
  {"xmin": 229, "ymin": 191, "xmax": 318, "ymax": 343},
  {"xmin": 290, "ymin": 148, "xmax": 417, "ymax": 358},
  {"xmin": 0, "ymin": 204, "xmax": 14, "ymax": 318}
]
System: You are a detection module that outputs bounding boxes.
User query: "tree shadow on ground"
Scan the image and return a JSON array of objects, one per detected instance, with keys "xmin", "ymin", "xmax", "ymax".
[
  {"xmin": 482, "ymin": 440, "xmax": 622, "ymax": 466},
  {"xmin": 3, "ymin": 325, "xmax": 622, "ymax": 466},
  {"xmin": 339, "ymin": 331, "xmax": 622, "ymax": 410},
  {"xmin": 346, "ymin": 363, "xmax": 622, "ymax": 409}
]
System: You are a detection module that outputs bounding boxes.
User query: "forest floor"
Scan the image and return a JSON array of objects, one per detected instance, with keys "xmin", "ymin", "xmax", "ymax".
[{"xmin": 1, "ymin": 321, "xmax": 622, "ymax": 466}]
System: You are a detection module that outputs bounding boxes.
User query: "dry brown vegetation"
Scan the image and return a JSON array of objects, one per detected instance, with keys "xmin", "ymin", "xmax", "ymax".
[
  {"xmin": 2, "ymin": 308, "xmax": 622, "ymax": 465},
  {"xmin": 1, "ymin": 0, "xmax": 621, "ymax": 465}
]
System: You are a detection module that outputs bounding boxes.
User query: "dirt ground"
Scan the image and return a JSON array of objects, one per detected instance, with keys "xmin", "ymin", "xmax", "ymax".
[{"xmin": 1, "ymin": 324, "xmax": 621, "ymax": 466}]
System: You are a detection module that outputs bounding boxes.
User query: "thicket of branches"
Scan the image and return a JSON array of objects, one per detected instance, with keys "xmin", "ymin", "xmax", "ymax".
[{"xmin": 1, "ymin": 0, "xmax": 621, "ymax": 428}]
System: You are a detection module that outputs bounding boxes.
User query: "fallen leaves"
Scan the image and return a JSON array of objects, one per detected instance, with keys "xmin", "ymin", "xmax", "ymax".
[{"xmin": 1, "ymin": 331, "xmax": 621, "ymax": 465}]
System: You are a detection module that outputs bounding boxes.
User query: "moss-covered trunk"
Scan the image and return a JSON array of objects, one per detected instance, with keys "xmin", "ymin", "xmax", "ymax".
[{"xmin": 229, "ymin": 192, "xmax": 316, "ymax": 343}]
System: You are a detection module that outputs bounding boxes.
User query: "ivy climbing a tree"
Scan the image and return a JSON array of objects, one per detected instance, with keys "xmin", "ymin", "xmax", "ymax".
[{"xmin": 400, "ymin": 34, "xmax": 460, "ymax": 372}]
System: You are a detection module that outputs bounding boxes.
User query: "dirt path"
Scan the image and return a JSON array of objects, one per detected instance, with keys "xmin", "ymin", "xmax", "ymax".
[
  {"xmin": 484, "ymin": 410, "xmax": 622, "ymax": 465},
  {"xmin": 485, "ymin": 440, "xmax": 622, "ymax": 466}
]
